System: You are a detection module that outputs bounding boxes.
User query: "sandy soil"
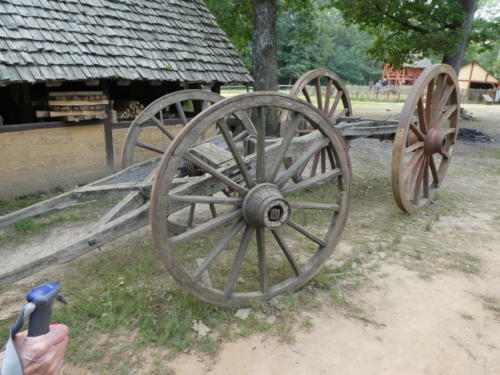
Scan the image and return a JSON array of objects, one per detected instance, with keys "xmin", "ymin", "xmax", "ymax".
[
  {"xmin": 2, "ymin": 102, "xmax": 500, "ymax": 375},
  {"xmin": 166, "ymin": 103, "xmax": 500, "ymax": 375}
]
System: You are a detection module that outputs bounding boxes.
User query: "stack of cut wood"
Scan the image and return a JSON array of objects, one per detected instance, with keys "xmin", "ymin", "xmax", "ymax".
[
  {"xmin": 114, "ymin": 100, "xmax": 145, "ymax": 120},
  {"xmin": 35, "ymin": 91, "xmax": 108, "ymax": 122}
]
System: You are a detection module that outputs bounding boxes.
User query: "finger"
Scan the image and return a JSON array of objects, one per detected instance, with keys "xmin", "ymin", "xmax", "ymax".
[
  {"xmin": 22, "ymin": 324, "xmax": 69, "ymax": 348},
  {"xmin": 17, "ymin": 325, "xmax": 69, "ymax": 372},
  {"xmin": 25, "ymin": 336, "xmax": 68, "ymax": 375},
  {"xmin": 40, "ymin": 337, "xmax": 68, "ymax": 375}
]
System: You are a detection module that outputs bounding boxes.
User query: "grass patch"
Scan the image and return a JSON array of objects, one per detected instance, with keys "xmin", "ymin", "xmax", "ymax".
[
  {"xmin": 482, "ymin": 296, "xmax": 500, "ymax": 317},
  {"xmin": 447, "ymin": 252, "xmax": 481, "ymax": 274},
  {"xmin": 0, "ymin": 200, "xmax": 118, "ymax": 247},
  {"xmin": 0, "ymin": 190, "xmax": 62, "ymax": 215}
]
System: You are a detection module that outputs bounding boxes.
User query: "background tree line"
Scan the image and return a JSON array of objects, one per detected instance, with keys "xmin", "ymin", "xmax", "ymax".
[{"xmin": 206, "ymin": 0, "xmax": 499, "ymax": 86}]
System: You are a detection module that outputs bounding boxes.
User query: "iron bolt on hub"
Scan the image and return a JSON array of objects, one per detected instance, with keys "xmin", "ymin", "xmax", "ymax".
[{"xmin": 242, "ymin": 184, "xmax": 290, "ymax": 228}]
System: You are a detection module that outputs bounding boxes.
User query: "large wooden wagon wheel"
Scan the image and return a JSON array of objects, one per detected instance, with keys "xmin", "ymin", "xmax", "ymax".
[
  {"xmin": 150, "ymin": 92, "xmax": 351, "ymax": 307},
  {"xmin": 392, "ymin": 64, "xmax": 460, "ymax": 213},
  {"xmin": 281, "ymin": 69, "xmax": 353, "ymax": 181},
  {"xmin": 121, "ymin": 89, "xmax": 224, "ymax": 169}
]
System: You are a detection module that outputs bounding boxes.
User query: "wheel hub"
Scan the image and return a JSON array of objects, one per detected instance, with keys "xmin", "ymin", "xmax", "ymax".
[
  {"xmin": 424, "ymin": 128, "xmax": 447, "ymax": 155},
  {"xmin": 242, "ymin": 184, "xmax": 290, "ymax": 228}
]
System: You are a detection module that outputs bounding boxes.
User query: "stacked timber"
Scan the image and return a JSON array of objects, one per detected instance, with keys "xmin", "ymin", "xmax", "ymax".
[
  {"xmin": 114, "ymin": 100, "xmax": 145, "ymax": 120},
  {"xmin": 35, "ymin": 91, "xmax": 108, "ymax": 122}
]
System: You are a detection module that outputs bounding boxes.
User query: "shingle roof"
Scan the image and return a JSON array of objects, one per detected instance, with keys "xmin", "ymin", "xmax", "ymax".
[{"xmin": 0, "ymin": 0, "xmax": 253, "ymax": 84}]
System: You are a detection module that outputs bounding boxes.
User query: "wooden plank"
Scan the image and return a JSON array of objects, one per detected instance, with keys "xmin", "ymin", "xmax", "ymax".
[
  {"xmin": 36, "ymin": 110, "xmax": 50, "ymax": 118},
  {"xmin": 0, "ymin": 192, "xmax": 79, "ymax": 228},
  {"xmin": 49, "ymin": 91, "xmax": 104, "ymax": 97},
  {"xmin": 189, "ymin": 142, "xmax": 234, "ymax": 168},
  {"xmin": 0, "ymin": 120, "xmax": 103, "ymax": 133},
  {"xmin": 0, "ymin": 204, "xmax": 149, "ymax": 289},
  {"xmin": 48, "ymin": 100, "xmax": 109, "ymax": 106},
  {"xmin": 48, "ymin": 110, "xmax": 106, "ymax": 117}
]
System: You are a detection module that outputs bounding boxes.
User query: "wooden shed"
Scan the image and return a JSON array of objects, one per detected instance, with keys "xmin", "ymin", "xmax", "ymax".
[
  {"xmin": 381, "ymin": 58, "xmax": 432, "ymax": 86},
  {"xmin": 458, "ymin": 61, "xmax": 499, "ymax": 89},
  {"xmin": 0, "ymin": 0, "xmax": 252, "ymax": 199}
]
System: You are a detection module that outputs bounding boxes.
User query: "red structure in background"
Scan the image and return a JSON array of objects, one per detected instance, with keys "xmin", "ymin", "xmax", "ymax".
[{"xmin": 381, "ymin": 58, "xmax": 432, "ymax": 86}]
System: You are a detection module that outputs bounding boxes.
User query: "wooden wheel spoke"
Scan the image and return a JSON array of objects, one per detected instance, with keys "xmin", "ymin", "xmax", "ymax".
[
  {"xmin": 275, "ymin": 137, "xmax": 330, "ymax": 187},
  {"xmin": 429, "ymin": 155, "xmax": 439, "ymax": 185},
  {"xmin": 439, "ymin": 150, "xmax": 449, "ymax": 159},
  {"xmin": 327, "ymin": 90, "xmax": 343, "ymax": 119},
  {"xmin": 256, "ymin": 107, "xmax": 266, "ymax": 183},
  {"xmin": 150, "ymin": 115, "xmax": 175, "ymax": 140},
  {"xmin": 192, "ymin": 219, "xmax": 245, "ymax": 281},
  {"xmin": 417, "ymin": 97, "xmax": 427, "ymax": 134},
  {"xmin": 175, "ymin": 102, "xmax": 188, "ymax": 125},
  {"xmin": 409, "ymin": 123, "xmax": 425, "ymax": 141},
  {"xmin": 320, "ymin": 148, "xmax": 326, "ymax": 173},
  {"xmin": 405, "ymin": 141, "xmax": 424, "ymax": 153},
  {"xmin": 401, "ymin": 150, "xmax": 424, "ymax": 181},
  {"xmin": 444, "ymin": 127, "xmax": 457, "ymax": 135},
  {"xmin": 423, "ymin": 158, "xmax": 430, "ymax": 198},
  {"xmin": 436, "ymin": 84, "xmax": 455, "ymax": 115},
  {"xmin": 256, "ymin": 228, "xmax": 269, "ymax": 293},
  {"xmin": 326, "ymin": 147, "xmax": 336, "ymax": 168},
  {"xmin": 272, "ymin": 229, "xmax": 302, "ymax": 276},
  {"xmin": 170, "ymin": 209, "xmax": 242, "ymax": 246},
  {"xmin": 209, "ymin": 203, "xmax": 217, "ymax": 218},
  {"xmin": 187, "ymin": 203, "xmax": 196, "ymax": 228},
  {"xmin": 324, "ymin": 79, "xmax": 333, "ymax": 115},
  {"xmin": 268, "ymin": 113, "xmax": 303, "ymax": 182},
  {"xmin": 287, "ymin": 220, "xmax": 326, "ymax": 247},
  {"xmin": 217, "ymin": 118, "xmax": 254, "ymax": 188},
  {"xmin": 302, "ymin": 87, "xmax": 312, "ymax": 104},
  {"xmin": 434, "ymin": 104, "xmax": 458, "ymax": 129},
  {"xmin": 409, "ymin": 157, "xmax": 427, "ymax": 203},
  {"xmin": 183, "ymin": 152, "xmax": 248, "ymax": 195},
  {"xmin": 170, "ymin": 195, "xmax": 242, "ymax": 206},
  {"xmin": 430, "ymin": 74, "xmax": 446, "ymax": 122},
  {"xmin": 289, "ymin": 201, "xmax": 340, "ymax": 211},
  {"xmin": 425, "ymin": 81, "xmax": 434, "ymax": 124},
  {"xmin": 315, "ymin": 77, "xmax": 323, "ymax": 112},
  {"xmin": 283, "ymin": 169, "xmax": 341, "ymax": 196},
  {"xmin": 310, "ymin": 152, "xmax": 320, "ymax": 178},
  {"xmin": 135, "ymin": 141, "xmax": 164, "ymax": 154},
  {"xmin": 224, "ymin": 225, "xmax": 254, "ymax": 296}
]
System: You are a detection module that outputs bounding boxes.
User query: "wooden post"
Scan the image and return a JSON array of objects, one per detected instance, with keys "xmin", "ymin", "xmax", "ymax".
[
  {"xmin": 101, "ymin": 80, "xmax": 114, "ymax": 170},
  {"xmin": 189, "ymin": 83, "xmax": 204, "ymax": 115},
  {"xmin": 211, "ymin": 82, "xmax": 221, "ymax": 95}
]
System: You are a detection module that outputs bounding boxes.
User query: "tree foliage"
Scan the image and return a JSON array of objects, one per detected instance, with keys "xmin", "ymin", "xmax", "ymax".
[
  {"xmin": 277, "ymin": 8, "xmax": 380, "ymax": 84},
  {"xmin": 328, "ymin": 0, "xmax": 499, "ymax": 68},
  {"xmin": 206, "ymin": 0, "xmax": 380, "ymax": 84}
]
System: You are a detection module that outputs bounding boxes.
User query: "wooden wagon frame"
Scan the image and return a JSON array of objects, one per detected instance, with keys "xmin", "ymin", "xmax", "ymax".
[{"xmin": 0, "ymin": 65, "xmax": 460, "ymax": 306}]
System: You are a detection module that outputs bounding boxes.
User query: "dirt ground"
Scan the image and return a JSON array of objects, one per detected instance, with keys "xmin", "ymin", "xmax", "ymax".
[
  {"xmin": 161, "ymin": 103, "xmax": 500, "ymax": 375},
  {"xmin": 1, "ymin": 102, "xmax": 499, "ymax": 374}
]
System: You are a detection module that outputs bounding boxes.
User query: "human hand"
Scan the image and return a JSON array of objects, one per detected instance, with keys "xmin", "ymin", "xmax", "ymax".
[{"xmin": 1, "ymin": 324, "xmax": 69, "ymax": 375}]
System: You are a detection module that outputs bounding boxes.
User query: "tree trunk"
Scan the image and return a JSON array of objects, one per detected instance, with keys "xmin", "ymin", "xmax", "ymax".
[
  {"xmin": 252, "ymin": 0, "xmax": 279, "ymax": 135},
  {"xmin": 442, "ymin": 0, "xmax": 478, "ymax": 73},
  {"xmin": 252, "ymin": 0, "xmax": 278, "ymax": 92}
]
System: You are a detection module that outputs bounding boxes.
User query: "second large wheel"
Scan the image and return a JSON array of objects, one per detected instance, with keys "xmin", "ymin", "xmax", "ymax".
[
  {"xmin": 392, "ymin": 64, "xmax": 460, "ymax": 213},
  {"xmin": 150, "ymin": 92, "xmax": 351, "ymax": 307}
]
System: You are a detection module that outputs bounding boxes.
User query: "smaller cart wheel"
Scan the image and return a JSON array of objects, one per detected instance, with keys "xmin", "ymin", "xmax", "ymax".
[
  {"xmin": 121, "ymin": 90, "xmax": 224, "ymax": 169},
  {"xmin": 392, "ymin": 64, "xmax": 460, "ymax": 213},
  {"xmin": 281, "ymin": 69, "xmax": 352, "ymax": 181}
]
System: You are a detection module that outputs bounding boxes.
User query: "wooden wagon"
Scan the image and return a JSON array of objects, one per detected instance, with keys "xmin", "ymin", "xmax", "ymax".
[{"xmin": 0, "ymin": 65, "xmax": 460, "ymax": 306}]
